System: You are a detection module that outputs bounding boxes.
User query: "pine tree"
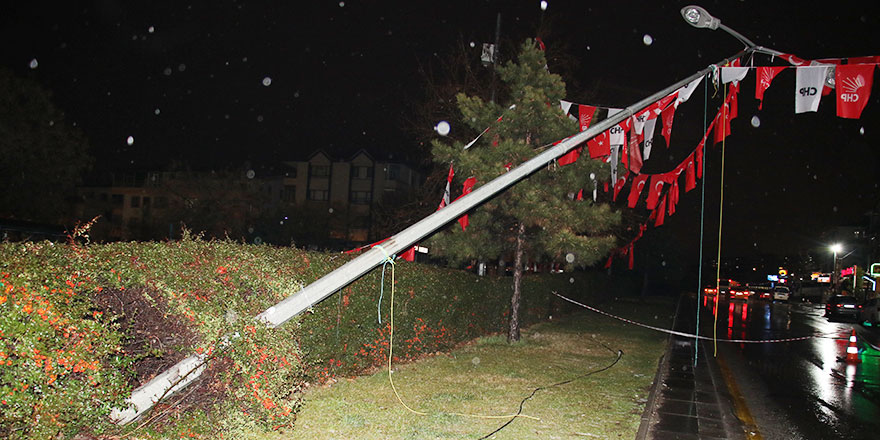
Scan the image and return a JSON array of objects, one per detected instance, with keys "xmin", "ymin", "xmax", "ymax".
[{"xmin": 429, "ymin": 40, "xmax": 621, "ymax": 342}]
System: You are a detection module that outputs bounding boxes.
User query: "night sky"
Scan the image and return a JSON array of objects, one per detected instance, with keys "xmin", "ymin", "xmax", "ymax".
[{"xmin": 3, "ymin": 0, "xmax": 880, "ymax": 260}]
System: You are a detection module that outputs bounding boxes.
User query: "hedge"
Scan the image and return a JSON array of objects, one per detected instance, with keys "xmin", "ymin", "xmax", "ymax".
[{"xmin": 0, "ymin": 235, "xmax": 639, "ymax": 439}]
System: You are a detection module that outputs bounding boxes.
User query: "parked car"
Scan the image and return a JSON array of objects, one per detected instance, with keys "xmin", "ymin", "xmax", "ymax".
[
  {"xmin": 825, "ymin": 295, "xmax": 861, "ymax": 321},
  {"xmin": 772, "ymin": 286, "xmax": 791, "ymax": 302},
  {"xmin": 861, "ymin": 297, "xmax": 880, "ymax": 325}
]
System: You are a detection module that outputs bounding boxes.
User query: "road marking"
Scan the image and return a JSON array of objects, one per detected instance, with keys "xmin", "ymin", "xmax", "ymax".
[{"xmin": 717, "ymin": 355, "xmax": 764, "ymax": 440}]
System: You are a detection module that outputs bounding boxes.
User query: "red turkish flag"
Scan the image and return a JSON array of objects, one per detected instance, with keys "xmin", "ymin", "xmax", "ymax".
[
  {"xmin": 456, "ymin": 177, "xmax": 477, "ymax": 230},
  {"xmin": 576, "ymin": 189, "xmax": 584, "ymax": 201},
  {"xmin": 661, "ymin": 104, "xmax": 676, "ymax": 147},
  {"xmin": 727, "ymin": 81, "xmax": 739, "ymax": 121},
  {"xmin": 778, "ymin": 53, "xmax": 808, "ymax": 66},
  {"xmin": 713, "ymin": 101, "xmax": 732, "ymax": 145},
  {"xmin": 685, "ymin": 153, "xmax": 697, "ymax": 192},
  {"xmin": 578, "ymin": 104, "xmax": 597, "ymax": 131},
  {"xmin": 755, "ymin": 66, "xmax": 787, "ymax": 110},
  {"xmin": 645, "ymin": 175, "xmax": 665, "ymax": 210},
  {"xmin": 836, "ymin": 63, "xmax": 875, "ymax": 119},
  {"xmin": 849, "ymin": 56, "xmax": 880, "ymax": 64},
  {"xmin": 613, "ymin": 173, "xmax": 628, "ymax": 202},
  {"xmin": 627, "ymin": 131, "xmax": 643, "ymax": 174},
  {"xmin": 653, "ymin": 195, "xmax": 667, "ymax": 227},
  {"xmin": 558, "ymin": 146, "xmax": 581, "ymax": 166},
  {"xmin": 627, "ymin": 174, "xmax": 649, "ymax": 208},
  {"xmin": 587, "ymin": 131, "xmax": 610, "ymax": 158}
]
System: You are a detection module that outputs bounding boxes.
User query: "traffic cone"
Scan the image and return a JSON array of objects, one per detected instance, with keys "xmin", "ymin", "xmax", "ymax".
[{"xmin": 846, "ymin": 329, "xmax": 861, "ymax": 363}]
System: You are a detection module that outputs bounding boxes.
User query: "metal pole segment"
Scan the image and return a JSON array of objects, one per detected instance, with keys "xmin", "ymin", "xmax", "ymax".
[
  {"xmin": 256, "ymin": 48, "xmax": 752, "ymax": 328},
  {"xmin": 116, "ymin": 48, "xmax": 752, "ymax": 424}
]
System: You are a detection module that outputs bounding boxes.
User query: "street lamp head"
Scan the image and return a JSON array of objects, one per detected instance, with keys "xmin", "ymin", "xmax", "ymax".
[
  {"xmin": 830, "ymin": 243, "xmax": 843, "ymax": 254},
  {"xmin": 681, "ymin": 5, "xmax": 720, "ymax": 30}
]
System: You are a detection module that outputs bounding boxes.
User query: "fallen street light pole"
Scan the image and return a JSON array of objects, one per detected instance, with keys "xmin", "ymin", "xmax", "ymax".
[{"xmin": 111, "ymin": 47, "xmax": 753, "ymax": 425}]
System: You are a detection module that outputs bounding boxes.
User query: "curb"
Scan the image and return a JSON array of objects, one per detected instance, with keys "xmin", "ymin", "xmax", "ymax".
[{"xmin": 635, "ymin": 334, "xmax": 671, "ymax": 440}]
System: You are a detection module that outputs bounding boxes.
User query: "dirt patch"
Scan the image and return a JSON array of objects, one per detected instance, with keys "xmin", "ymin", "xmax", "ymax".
[{"xmin": 94, "ymin": 287, "xmax": 200, "ymax": 386}]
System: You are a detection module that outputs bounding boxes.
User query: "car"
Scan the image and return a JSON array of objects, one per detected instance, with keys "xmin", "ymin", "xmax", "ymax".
[
  {"xmin": 825, "ymin": 295, "xmax": 861, "ymax": 321},
  {"xmin": 703, "ymin": 278, "xmax": 731, "ymax": 296},
  {"xmin": 772, "ymin": 286, "xmax": 791, "ymax": 302},
  {"xmin": 729, "ymin": 285, "xmax": 752, "ymax": 301},
  {"xmin": 751, "ymin": 286, "xmax": 772, "ymax": 300},
  {"xmin": 860, "ymin": 297, "xmax": 880, "ymax": 325}
]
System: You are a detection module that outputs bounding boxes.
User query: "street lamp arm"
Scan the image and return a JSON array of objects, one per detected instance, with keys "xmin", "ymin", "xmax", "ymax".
[
  {"xmin": 717, "ymin": 22, "xmax": 757, "ymax": 49},
  {"xmin": 681, "ymin": 5, "xmax": 796, "ymax": 65}
]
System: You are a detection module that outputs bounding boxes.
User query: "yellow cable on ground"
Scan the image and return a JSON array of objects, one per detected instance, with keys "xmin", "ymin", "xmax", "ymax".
[
  {"xmin": 381, "ymin": 255, "xmax": 539, "ymax": 421},
  {"xmin": 713, "ymin": 84, "xmax": 728, "ymax": 357}
]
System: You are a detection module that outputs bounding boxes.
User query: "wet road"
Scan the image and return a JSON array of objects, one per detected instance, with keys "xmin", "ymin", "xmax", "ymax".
[{"xmin": 698, "ymin": 296, "xmax": 880, "ymax": 440}]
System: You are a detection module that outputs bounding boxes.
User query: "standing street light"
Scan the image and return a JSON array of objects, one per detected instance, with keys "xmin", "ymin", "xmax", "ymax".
[{"xmin": 830, "ymin": 243, "xmax": 843, "ymax": 291}]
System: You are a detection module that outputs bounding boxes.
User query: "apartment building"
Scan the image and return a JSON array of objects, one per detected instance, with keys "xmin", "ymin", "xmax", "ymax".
[{"xmin": 75, "ymin": 150, "xmax": 422, "ymax": 244}]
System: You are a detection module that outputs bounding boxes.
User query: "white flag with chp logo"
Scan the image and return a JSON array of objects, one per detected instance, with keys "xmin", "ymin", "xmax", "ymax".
[{"xmin": 795, "ymin": 65, "xmax": 832, "ymax": 114}]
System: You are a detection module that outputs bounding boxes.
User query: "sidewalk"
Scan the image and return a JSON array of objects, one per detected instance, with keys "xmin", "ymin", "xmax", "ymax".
[{"xmin": 636, "ymin": 296, "xmax": 747, "ymax": 440}]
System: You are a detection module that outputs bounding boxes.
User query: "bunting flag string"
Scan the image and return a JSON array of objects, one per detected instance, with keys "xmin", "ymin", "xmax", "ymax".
[{"xmin": 434, "ymin": 50, "xmax": 878, "ymax": 270}]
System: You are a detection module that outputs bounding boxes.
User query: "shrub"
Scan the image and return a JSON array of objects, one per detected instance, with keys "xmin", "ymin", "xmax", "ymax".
[{"xmin": 0, "ymin": 235, "xmax": 636, "ymax": 439}]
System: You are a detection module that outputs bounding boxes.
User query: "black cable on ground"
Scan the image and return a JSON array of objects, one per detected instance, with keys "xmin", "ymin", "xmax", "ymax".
[{"xmin": 477, "ymin": 342, "xmax": 624, "ymax": 440}]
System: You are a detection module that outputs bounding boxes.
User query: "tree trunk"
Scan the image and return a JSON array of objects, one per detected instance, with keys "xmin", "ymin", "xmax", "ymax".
[{"xmin": 508, "ymin": 222, "xmax": 526, "ymax": 343}]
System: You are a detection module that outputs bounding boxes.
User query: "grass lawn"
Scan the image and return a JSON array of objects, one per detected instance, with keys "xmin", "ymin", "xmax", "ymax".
[{"xmin": 265, "ymin": 296, "xmax": 675, "ymax": 440}]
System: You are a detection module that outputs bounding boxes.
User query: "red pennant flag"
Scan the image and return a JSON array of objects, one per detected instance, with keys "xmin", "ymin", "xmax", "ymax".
[
  {"xmin": 576, "ymin": 189, "xmax": 584, "ymax": 201},
  {"xmin": 849, "ymin": 56, "xmax": 880, "ymax": 64},
  {"xmin": 661, "ymin": 104, "xmax": 676, "ymax": 147},
  {"xmin": 685, "ymin": 153, "xmax": 697, "ymax": 192},
  {"xmin": 654, "ymin": 195, "xmax": 667, "ymax": 227},
  {"xmin": 400, "ymin": 246, "xmax": 416, "ymax": 262},
  {"xmin": 728, "ymin": 82, "xmax": 739, "ymax": 121},
  {"xmin": 645, "ymin": 175, "xmax": 665, "ymax": 210},
  {"xmin": 696, "ymin": 139, "xmax": 705, "ymax": 179},
  {"xmin": 437, "ymin": 163, "xmax": 455, "ymax": 210},
  {"xmin": 461, "ymin": 177, "xmax": 476, "ymax": 194},
  {"xmin": 456, "ymin": 177, "xmax": 477, "ymax": 230},
  {"xmin": 613, "ymin": 173, "xmax": 628, "ymax": 202},
  {"xmin": 587, "ymin": 131, "xmax": 610, "ymax": 158},
  {"xmin": 558, "ymin": 147, "xmax": 582, "ymax": 166},
  {"xmin": 604, "ymin": 254, "xmax": 614, "ymax": 269},
  {"xmin": 578, "ymin": 105, "xmax": 597, "ymax": 131},
  {"xmin": 627, "ymin": 131, "xmax": 643, "ymax": 174},
  {"xmin": 836, "ymin": 63, "xmax": 875, "ymax": 119},
  {"xmin": 604, "ymin": 181, "xmax": 609, "ymax": 193},
  {"xmin": 778, "ymin": 53, "xmax": 808, "ymax": 66},
  {"xmin": 755, "ymin": 66, "xmax": 786, "ymax": 110},
  {"xmin": 713, "ymin": 101, "xmax": 732, "ymax": 145},
  {"xmin": 627, "ymin": 174, "xmax": 649, "ymax": 208}
]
